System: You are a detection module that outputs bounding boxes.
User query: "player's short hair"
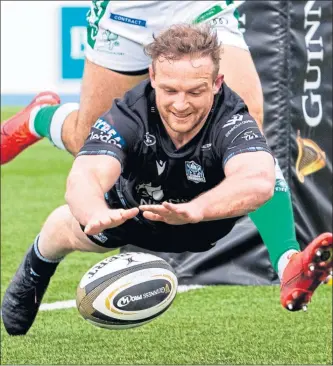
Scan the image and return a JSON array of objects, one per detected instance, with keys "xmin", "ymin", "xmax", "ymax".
[{"xmin": 144, "ymin": 23, "xmax": 221, "ymax": 79}]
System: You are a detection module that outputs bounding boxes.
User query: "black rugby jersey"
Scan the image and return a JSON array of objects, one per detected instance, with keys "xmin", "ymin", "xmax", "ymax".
[{"xmin": 78, "ymin": 79, "xmax": 272, "ymax": 248}]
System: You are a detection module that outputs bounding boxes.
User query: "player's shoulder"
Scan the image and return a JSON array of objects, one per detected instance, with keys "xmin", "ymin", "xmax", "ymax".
[
  {"xmin": 118, "ymin": 79, "xmax": 152, "ymax": 112},
  {"xmin": 211, "ymin": 82, "xmax": 250, "ymax": 129},
  {"xmin": 110, "ymin": 79, "xmax": 152, "ymax": 129},
  {"xmin": 220, "ymin": 83, "xmax": 248, "ymax": 116}
]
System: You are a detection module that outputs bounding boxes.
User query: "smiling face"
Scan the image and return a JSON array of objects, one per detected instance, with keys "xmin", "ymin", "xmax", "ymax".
[{"xmin": 150, "ymin": 55, "xmax": 223, "ymax": 142}]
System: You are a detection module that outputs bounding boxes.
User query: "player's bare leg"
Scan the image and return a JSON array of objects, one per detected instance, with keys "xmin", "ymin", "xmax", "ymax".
[
  {"xmin": 62, "ymin": 59, "xmax": 148, "ymax": 155},
  {"xmin": 1, "ymin": 205, "xmax": 110, "ymax": 335},
  {"xmin": 218, "ymin": 45, "xmax": 264, "ymax": 129},
  {"xmin": 0, "ymin": 59, "xmax": 148, "ymax": 164}
]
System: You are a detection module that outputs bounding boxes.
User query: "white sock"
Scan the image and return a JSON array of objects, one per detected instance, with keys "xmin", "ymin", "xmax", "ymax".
[
  {"xmin": 28, "ymin": 105, "xmax": 44, "ymax": 137},
  {"xmin": 49, "ymin": 103, "xmax": 79, "ymax": 151},
  {"xmin": 277, "ymin": 249, "xmax": 299, "ymax": 279}
]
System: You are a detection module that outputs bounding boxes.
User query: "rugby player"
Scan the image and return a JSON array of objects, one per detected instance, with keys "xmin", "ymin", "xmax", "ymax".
[{"xmin": 2, "ymin": 24, "xmax": 332, "ymax": 336}]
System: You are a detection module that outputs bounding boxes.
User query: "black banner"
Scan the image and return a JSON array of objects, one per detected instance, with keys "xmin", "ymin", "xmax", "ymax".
[{"xmin": 122, "ymin": 0, "xmax": 332, "ymax": 285}]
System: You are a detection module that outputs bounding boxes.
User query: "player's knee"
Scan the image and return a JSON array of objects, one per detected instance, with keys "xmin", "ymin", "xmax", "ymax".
[
  {"xmin": 42, "ymin": 205, "xmax": 72, "ymax": 233},
  {"xmin": 39, "ymin": 205, "xmax": 75, "ymax": 250}
]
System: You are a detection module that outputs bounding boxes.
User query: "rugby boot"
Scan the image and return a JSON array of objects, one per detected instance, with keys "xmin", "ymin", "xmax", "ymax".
[
  {"xmin": 280, "ymin": 232, "xmax": 332, "ymax": 311},
  {"xmin": 1, "ymin": 91, "xmax": 60, "ymax": 164},
  {"xmin": 1, "ymin": 245, "xmax": 55, "ymax": 335}
]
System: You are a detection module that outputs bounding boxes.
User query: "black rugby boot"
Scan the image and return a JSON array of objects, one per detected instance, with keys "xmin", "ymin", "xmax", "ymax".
[{"xmin": 1, "ymin": 244, "xmax": 58, "ymax": 335}]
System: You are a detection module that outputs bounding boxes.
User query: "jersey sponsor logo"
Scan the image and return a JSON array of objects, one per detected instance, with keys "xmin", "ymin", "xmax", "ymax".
[
  {"xmin": 241, "ymin": 130, "xmax": 259, "ymax": 141},
  {"xmin": 156, "ymin": 160, "xmax": 167, "ymax": 175},
  {"xmin": 193, "ymin": 4, "xmax": 225, "ymax": 24},
  {"xmin": 89, "ymin": 132, "xmax": 124, "ymax": 148},
  {"xmin": 185, "ymin": 161, "xmax": 206, "ymax": 184},
  {"xmin": 90, "ymin": 121, "xmax": 125, "ymax": 149},
  {"xmin": 110, "ymin": 13, "xmax": 147, "ymax": 27},
  {"xmin": 143, "ymin": 133, "xmax": 156, "ymax": 146},
  {"xmin": 201, "ymin": 143, "xmax": 212, "ymax": 150},
  {"xmin": 225, "ymin": 119, "xmax": 254, "ymax": 137},
  {"xmin": 136, "ymin": 183, "xmax": 164, "ymax": 202},
  {"xmin": 275, "ymin": 179, "xmax": 289, "ymax": 192},
  {"xmin": 92, "ymin": 232, "xmax": 108, "ymax": 244},
  {"xmin": 93, "ymin": 118, "xmax": 112, "ymax": 132},
  {"xmin": 223, "ymin": 113, "xmax": 244, "ymax": 128}
]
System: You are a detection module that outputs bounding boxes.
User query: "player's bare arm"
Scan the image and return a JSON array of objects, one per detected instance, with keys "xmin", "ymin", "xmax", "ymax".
[
  {"xmin": 140, "ymin": 151, "xmax": 275, "ymax": 225},
  {"xmin": 193, "ymin": 151, "xmax": 275, "ymax": 220},
  {"xmin": 65, "ymin": 155, "xmax": 139, "ymax": 234}
]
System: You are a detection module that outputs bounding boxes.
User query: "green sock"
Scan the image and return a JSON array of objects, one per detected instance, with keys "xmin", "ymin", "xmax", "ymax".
[
  {"xmin": 33, "ymin": 106, "xmax": 60, "ymax": 140},
  {"xmin": 249, "ymin": 178, "xmax": 300, "ymax": 273}
]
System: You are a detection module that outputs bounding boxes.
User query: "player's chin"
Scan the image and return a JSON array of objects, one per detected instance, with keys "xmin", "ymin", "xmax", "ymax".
[{"xmin": 168, "ymin": 117, "xmax": 196, "ymax": 132}]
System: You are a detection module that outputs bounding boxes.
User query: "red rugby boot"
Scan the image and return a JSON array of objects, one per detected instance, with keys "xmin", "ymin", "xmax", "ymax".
[
  {"xmin": 1, "ymin": 92, "xmax": 60, "ymax": 164},
  {"xmin": 280, "ymin": 232, "xmax": 332, "ymax": 311}
]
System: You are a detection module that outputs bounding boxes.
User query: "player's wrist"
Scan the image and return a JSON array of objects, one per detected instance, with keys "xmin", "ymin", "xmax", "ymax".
[
  {"xmin": 187, "ymin": 199, "xmax": 206, "ymax": 222},
  {"xmin": 70, "ymin": 200, "xmax": 110, "ymax": 227}
]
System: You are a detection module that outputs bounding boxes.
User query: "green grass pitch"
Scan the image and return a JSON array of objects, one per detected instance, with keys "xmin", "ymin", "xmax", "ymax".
[{"xmin": 1, "ymin": 107, "xmax": 332, "ymax": 365}]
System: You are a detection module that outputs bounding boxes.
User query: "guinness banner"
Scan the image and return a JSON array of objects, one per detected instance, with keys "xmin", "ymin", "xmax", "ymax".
[{"xmin": 122, "ymin": 0, "xmax": 332, "ymax": 285}]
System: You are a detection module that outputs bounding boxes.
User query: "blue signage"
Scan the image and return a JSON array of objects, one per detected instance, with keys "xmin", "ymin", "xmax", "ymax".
[{"xmin": 61, "ymin": 7, "xmax": 89, "ymax": 80}]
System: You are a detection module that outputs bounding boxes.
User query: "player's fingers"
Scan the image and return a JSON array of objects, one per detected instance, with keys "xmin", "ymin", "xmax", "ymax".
[
  {"xmin": 120, "ymin": 207, "xmax": 139, "ymax": 220},
  {"xmin": 139, "ymin": 205, "xmax": 169, "ymax": 215},
  {"xmin": 162, "ymin": 201, "xmax": 182, "ymax": 213},
  {"xmin": 162, "ymin": 201, "xmax": 176, "ymax": 209},
  {"xmin": 162, "ymin": 201, "xmax": 189, "ymax": 216},
  {"xmin": 142, "ymin": 211, "xmax": 165, "ymax": 222},
  {"xmin": 100, "ymin": 214, "xmax": 114, "ymax": 226},
  {"xmin": 84, "ymin": 219, "xmax": 103, "ymax": 235},
  {"xmin": 139, "ymin": 204, "xmax": 159, "ymax": 211}
]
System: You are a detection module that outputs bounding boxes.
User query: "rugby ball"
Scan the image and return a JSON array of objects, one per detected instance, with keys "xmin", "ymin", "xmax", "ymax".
[{"xmin": 76, "ymin": 252, "xmax": 178, "ymax": 329}]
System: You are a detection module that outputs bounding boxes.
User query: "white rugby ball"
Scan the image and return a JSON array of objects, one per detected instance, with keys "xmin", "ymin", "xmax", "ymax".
[{"xmin": 76, "ymin": 252, "xmax": 178, "ymax": 329}]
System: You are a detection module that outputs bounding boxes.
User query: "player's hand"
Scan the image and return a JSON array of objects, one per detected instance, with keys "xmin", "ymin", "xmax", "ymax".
[
  {"xmin": 84, "ymin": 207, "xmax": 139, "ymax": 235},
  {"xmin": 139, "ymin": 201, "xmax": 204, "ymax": 225}
]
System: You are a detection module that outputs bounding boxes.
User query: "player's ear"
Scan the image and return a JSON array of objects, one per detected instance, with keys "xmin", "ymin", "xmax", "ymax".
[
  {"xmin": 213, "ymin": 74, "xmax": 224, "ymax": 94},
  {"xmin": 149, "ymin": 65, "xmax": 156, "ymax": 88}
]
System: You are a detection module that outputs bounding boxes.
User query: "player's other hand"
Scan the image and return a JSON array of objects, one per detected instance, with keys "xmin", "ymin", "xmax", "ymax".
[
  {"xmin": 139, "ymin": 201, "xmax": 204, "ymax": 225},
  {"xmin": 84, "ymin": 207, "xmax": 139, "ymax": 235}
]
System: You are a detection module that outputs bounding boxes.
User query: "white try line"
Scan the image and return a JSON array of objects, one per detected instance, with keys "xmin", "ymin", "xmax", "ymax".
[{"xmin": 39, "ymin": 285, "xmax": 206, "ymax": 311}]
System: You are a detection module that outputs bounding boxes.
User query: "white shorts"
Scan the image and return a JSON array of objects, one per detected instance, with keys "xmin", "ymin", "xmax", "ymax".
[{"xmin": 85, "ymin": 1, "xmax": 249, "ymax": 73}]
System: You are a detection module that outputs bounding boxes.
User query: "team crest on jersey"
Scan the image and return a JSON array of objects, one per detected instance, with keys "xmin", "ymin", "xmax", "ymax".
[
  {"xmin": 143, "ymin": 132, "xmax": 156, "ymax": 146},
  {"xmin": 185, "ymin": 161, "xmax": 206, "ymax": 184}
]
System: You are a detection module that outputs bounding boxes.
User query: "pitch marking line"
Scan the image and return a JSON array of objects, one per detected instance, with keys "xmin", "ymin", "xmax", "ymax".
[{"xmin": 40, "ymin": 285, "xmax": 206, "ymax": 311}]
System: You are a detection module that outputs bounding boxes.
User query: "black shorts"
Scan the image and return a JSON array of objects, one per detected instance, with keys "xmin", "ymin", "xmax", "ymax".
[{"xmin": 81, "ymin": 217, "xmax": 219, "ymax": 253}]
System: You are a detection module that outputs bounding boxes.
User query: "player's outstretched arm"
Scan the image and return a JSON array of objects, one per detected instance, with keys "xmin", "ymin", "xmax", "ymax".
[
  {"xmin": 140, "ymin": 151, "xmax": 275, "ymax": 225},
  {"xmin": 193, "ymin": 151, "xmax": 275, "ymax": 221},
  {"xmin": 65, "ymin": 155, "xmax": 139, "ymax": 234}
]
